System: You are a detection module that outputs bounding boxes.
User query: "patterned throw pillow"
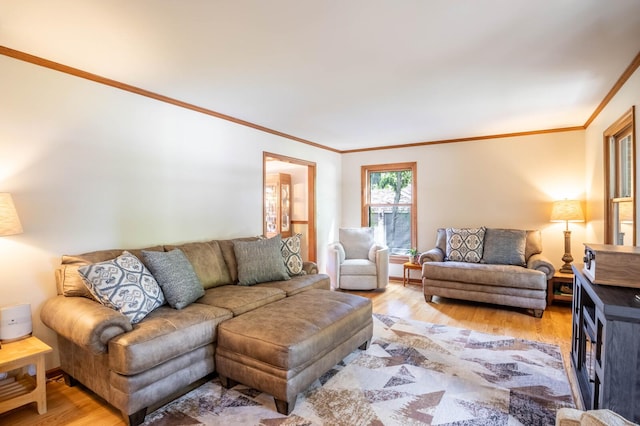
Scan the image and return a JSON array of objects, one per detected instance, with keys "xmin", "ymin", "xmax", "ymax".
[
  {"xmin": 281, "ymin": 233, "xmax": 306, "ymax": 276},
  {"xmin": 142, "ymin": 249, "xmax": 205, "ymax": 310},
  {"xmin": 78, "ymin": 251, "xmax": 165, "ymax": 324},
  {"xmin": 234, "ymin": 235, "xmax": 291, "ymax": 285},
  {"xmin": 445, "ymin": 227, "xmax": 486, "ymax": 263}
]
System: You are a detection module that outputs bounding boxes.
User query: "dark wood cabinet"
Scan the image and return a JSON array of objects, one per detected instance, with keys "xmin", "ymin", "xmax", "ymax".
[{"xmin": 571, "ymin": 267, "xmax": 640, "ymax": 422}]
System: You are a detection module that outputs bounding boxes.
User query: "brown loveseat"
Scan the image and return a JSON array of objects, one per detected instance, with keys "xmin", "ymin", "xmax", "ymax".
[
  {"xmin": 421, "ymin": 228, "xmax": 555, "ymax": 317},
  {"xmin": 40, "ymin": 236, "xmax": 361, "ymax": 425}
]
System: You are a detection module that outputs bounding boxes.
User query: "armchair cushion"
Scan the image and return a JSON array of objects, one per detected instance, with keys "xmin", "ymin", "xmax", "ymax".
[
  {"xmin": 481, "ymin": 228, "xmax": 527, "ymax": 266},
  {"xmin": 445, "ymin": 227, "xmax": 486, "ymax": 263},
  {"xmin": 339, "ymin": 227, "xmax": 374, "ymax": 259}
]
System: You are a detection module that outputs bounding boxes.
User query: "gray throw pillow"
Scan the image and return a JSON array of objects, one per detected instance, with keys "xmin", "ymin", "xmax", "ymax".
[
  {"xmin": 481, "ymin": 228, "xmax": 527, "ymax": 266},
  {"xmin": 78, "ymin": 251, "xmax": 165, "ymax": 324},
  {"xmin": 234, "ymin": 235, "xmax": 291, "ymax": 285},
  {"xmin": 142, "ymin": 249, "xmax": 204, "ymax": 309}
]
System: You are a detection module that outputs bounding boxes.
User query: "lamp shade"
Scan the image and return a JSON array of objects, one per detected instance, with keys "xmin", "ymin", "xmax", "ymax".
[
  {"xmin": 0, "ymin": 193, "xmax": 23, "ymax": 236},
  {"xmin": 550, "ymin": 199, "xmax": 584, "ymax": 222}
]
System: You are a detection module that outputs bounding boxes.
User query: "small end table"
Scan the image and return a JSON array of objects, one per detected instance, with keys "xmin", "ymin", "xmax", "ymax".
[
  {"xmin": 547, "ymin": 271, "xmax": 574, "ymax": 305},
  {"xmin": 0, "ymin": 336, "xmax": 52, "ymax": 415},
  {"xmin": 403, "ymin": 261, "xmax": 422, "ymax": 286}
]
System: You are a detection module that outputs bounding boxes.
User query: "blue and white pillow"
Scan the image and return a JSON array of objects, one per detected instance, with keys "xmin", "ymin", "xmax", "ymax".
[{"xmin": 78, "ymin": 251, "xmax": 165, "ymax": 324}]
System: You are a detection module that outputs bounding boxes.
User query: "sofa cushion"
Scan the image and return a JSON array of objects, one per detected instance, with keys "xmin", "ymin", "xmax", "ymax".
[
  {"xmin": 256, "ymin": 273, "xmax": 331, "ymax": 296},
  {"xmin": 481, "ymin": 228, "xmax": 527, "ymax": 266},
  {"xmin": 234, "ymin": 235, "xmax": 290, "ymax": 285},
  {"xmin": 78, "ymin": 251, "xmax": 166, "ymax": 324},
  {"xmin": 525, "ymin": 230, "xmax": 543, "ymax": 260},
  {"xmin": 217, "ymin": 237, "xmax": 259, "ymax": 284},
  {"xmin": 142, "ymin": 249, "xmax": 205, "ymax": 310},
  {"xmin": 108, "ymin": 302, "xmax": 233, "ymax": 375},
  {"xmin": 57, "ymin": 246, "xmax": 164, "ymax": 299},
  {"xmin": 423, "ymin": 261, "xmax": 547, "ymax": 290},
  {"xmin": 165, "ymin": 241, "xmax": 232, "ymax": 289},
  {"xmin": 281, "ymin": 233, "xmax": 305, "ymax": 276},
  {"xmin": 196, "ymin": 284, "xmax": 286, "ymax": 316},
  {"xmin": 339, "ymin": 227, "xmax": 374, "ymax": 259},
  {"xmin": 445, "ymin": 227, "xmax": 486, "ymax": 263}
]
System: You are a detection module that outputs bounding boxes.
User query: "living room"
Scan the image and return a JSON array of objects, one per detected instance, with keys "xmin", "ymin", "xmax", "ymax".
[{"xmin": 1, "ymin": 2, "xmax": 639, "ymax": 424}]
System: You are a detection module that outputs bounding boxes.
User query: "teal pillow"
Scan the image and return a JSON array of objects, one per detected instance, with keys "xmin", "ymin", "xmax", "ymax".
[
  {"xmin": 142, "ymin": 249, "xmax": 204, "ymax": 309},
  {"xmin": 234, "ymin": 235, "xmax": 291, "ymax": 285},
  {"xmin": 481, "ymin": 229, "xmax": 527, "ymax": 266}
]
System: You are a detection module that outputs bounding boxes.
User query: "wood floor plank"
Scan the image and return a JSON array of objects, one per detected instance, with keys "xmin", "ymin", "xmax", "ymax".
[{"xmin": 0, "ymin": 281, "xmax": 577, "ymax": 425}]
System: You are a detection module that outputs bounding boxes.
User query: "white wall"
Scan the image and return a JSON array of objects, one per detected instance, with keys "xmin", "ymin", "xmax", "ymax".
[
  {"xmin": 0, "ymin": 55, "xmax": 340, "ymax": 369},
  {"xmin": 342, "ymin": 131, "xmax": 586, "ymax": 278},
  {"xmin": 584, "ymin": 67, "xmax": 640, "ymax": 244}
]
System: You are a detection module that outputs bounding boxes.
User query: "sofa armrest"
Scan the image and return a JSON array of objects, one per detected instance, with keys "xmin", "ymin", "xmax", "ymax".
[
  {"xmin": 419, "ymin": 247, "xmax": 445, "ymax": 264},
  {"xmin": 40, "ymin": 295, "xmax": 132, "ymax": 354},
  {"xmin": 302, "ymin": 261, "xmax": 318, "ymax": 275},
  {"xmin": 527, "ymin": 253, "xmax": 555, "ymax": 280}
]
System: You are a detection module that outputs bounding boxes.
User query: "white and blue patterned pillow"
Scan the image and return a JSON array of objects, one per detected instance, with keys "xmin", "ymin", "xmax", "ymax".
[
  {"xmin": 78, "ymin": 251, "xmax": 165, "ymax": 324},
  {"xmin": 445, "ymin": 227, "xmax": 486, "ymax": 263},
  {"xmin": 281, "ymin": 233, "xmax": 306, "ymax": 276}
]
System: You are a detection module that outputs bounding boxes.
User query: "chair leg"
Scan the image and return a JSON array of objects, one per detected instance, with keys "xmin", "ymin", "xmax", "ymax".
[{"xmin": 424, "ymin": 294, "xmax": 433, "ymax": 302}]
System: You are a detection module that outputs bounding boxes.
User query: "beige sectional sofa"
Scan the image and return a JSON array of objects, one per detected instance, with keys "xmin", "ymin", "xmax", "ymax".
[
  {"xmin": 40, "ymin": 235, "xmax": 371, "ymax": 425},
  {"xmin": 421, "ymin": 228, "xmax": 555, "ymax": 317}
]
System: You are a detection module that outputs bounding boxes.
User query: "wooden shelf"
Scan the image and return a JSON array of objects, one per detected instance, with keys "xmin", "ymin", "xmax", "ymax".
[{"xmin": 0, "ymin": 336, "xmax": 52, "ymax": 415}]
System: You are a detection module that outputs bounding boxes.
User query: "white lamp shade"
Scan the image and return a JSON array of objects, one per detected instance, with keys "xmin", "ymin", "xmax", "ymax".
[
  {"xmin": 0, "ymin": 193, "xmax": 23, "ymax": 236},
  {"xmin": 550, "ymin": 199, "xmax": 584, "ymax": 223}
]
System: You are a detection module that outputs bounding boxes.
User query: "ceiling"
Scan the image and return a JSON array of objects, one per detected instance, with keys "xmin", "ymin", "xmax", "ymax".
[{"xmin": 2, "ymin": 1, "xmax": 640, "ymax": 152}]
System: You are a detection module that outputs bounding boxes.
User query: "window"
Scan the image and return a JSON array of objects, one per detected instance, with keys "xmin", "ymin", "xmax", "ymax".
[
  {"xmin": 361, "ymin": 162, "xmax": 417, "ymax": 261},
  {"xmin": 604, "ymin": 107, "xmax": 635, "ymax": 245}
]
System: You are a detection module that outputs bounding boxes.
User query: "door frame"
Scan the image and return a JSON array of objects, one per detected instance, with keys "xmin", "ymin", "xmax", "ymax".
[{"xmin": 263, "ymin": 152, "xmax": 317, "ymax": 262}]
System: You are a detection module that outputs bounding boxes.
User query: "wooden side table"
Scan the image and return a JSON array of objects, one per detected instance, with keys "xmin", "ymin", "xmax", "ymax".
[
  {"xmin": 403, "ymin": 261, "xmax": 422, "ymax": 286},
  {"xmin": 0, "ymin": 336, "xmax": 52, "ymax": 415},
  {"xmin": 547, "ymin": 271, "xmax": 574, "ymax": 305}
]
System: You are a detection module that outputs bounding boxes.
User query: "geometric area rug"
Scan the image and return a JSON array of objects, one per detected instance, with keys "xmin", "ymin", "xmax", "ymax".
[{"xmin": 142, "ymin": 314, "xmax": 575, "ymax": 425}]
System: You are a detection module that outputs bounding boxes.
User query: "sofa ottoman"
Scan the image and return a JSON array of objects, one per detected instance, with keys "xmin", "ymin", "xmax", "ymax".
[{"xmin": 215, "ymin": 289, "xmax": 373, "ymax": 415}]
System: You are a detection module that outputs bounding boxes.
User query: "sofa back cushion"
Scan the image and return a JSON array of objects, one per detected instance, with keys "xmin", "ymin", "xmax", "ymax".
[
  {"xmin": 525, "ymin": 230, "xmax": 543, "ymax": 260},
  {"xmin": 56, "ymin": 246, "xmax": 164, "ymax": 298},
  {"xmin": 165, "ymin": 241, "xmax": 231, "ymax": 289},
  {"xmin": 339, "ymin": 227, "xmax": 374, "ymax": 259},
  {"xmin": 481, "ymin": 228, "xmax": 527, "ymax": 266},
  {"xmin": 217, "ymin": 237, "xmax": 260, "ymax": 284}
]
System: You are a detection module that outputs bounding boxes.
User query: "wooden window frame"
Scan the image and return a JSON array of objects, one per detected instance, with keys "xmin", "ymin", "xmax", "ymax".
[
  {"xmin": 603, "ymin": 107, "xmax": 636, "ymax": 245},
  {"xmin": 361, "ymin": 162, "xmax": 417, "ymax": 264}
]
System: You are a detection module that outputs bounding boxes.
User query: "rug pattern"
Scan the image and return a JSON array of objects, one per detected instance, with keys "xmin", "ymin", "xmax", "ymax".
[{"xmin": 142, "ymin": 314, "xmax": 574, "ymax": 425}]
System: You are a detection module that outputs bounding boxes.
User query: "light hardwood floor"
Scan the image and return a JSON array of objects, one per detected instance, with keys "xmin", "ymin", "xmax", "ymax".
[{"xmin": 0, "ymin": 280, "xmax": 577, "ymax": 425}]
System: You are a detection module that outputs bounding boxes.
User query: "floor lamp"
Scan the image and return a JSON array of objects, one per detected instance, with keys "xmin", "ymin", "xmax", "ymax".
[{"xmin": 550, "ymin": 199, "xmax": 584, "ymax": 274}]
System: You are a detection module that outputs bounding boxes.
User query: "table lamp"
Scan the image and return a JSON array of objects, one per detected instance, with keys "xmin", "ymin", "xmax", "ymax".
[
  {"xmin": 550, "ymin": 199, "xmax": 584, "ymax": 274},
  {"xmin": 0, "ymin": 193, "xmax": 23, "ymax": 349}
]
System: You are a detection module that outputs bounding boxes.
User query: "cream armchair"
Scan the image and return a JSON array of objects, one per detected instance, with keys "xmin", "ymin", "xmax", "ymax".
[{"xmin": 327, "ymin": 227, "xmax": 389, "ymax": 290}]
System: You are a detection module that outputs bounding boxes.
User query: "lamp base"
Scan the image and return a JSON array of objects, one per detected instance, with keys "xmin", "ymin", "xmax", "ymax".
[{"xmin": 559, "ymin": 264, "xmax": 574, "ymax": 274}]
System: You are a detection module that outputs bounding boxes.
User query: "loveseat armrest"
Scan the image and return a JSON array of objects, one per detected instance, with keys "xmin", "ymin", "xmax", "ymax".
[
  {"xmin": 527, "ymin": 253, "xmax": 555, "ymax": 280},
  {"xmin": 419, "ymin": 247, "xmax": 445, "ymax": 264},
  {"xmin": 41, "ymin": 295, "xmax": 132, "ymax": 354},
  {"xmin": 302, "ymin": 261, "xmax": 318, "ymax": 275}
]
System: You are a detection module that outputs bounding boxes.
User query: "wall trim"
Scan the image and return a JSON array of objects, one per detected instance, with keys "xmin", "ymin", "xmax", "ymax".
[{"xmin": 2, "ymin": 45, "xmax": 638, "ymax": 154}]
